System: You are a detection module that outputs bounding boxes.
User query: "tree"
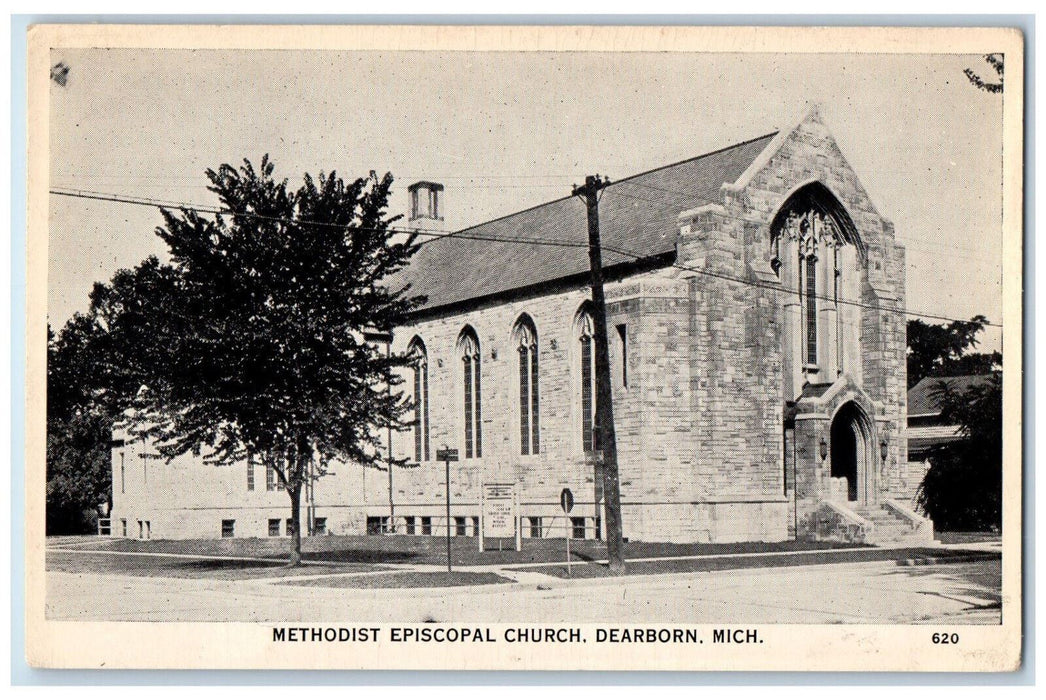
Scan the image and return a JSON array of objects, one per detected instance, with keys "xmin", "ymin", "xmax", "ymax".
[
  {"xmin": 906, "ymin": 315, "xmax": 1000, "ymax": 389},
  {"xmin": 46, "ymin": 409, "xmax": 112, "ymax": 534},
  {"xmin": 46, "ymin": 259, "xmax": 184, "ymax": 534},
  {"xmin": 48, "ymin": 322, "xmax": 110, "ymax": 534},
  {"xmin": 916, "ymin": 373, "xmax": 1002, "ymax": 531},
  {"xmin": 965, "ymin": 53, "xmax": 1004, "ymax": 94},
  {"xmin": 115, "ymin": 156, "xmax": 422, "ymax": 565}
]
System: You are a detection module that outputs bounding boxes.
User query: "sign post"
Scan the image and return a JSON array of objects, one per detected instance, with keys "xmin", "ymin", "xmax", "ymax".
[
  {"xmin": 560, "ymin": 487, "xmax": 574, "ymax": 577},
  {"xmin": 514, "ymin": 489, "xmax": 521, "ymax": 552},
  {"xmin": 436, "ymin": 447, "xmax": 459, "ymax": 573},
  {"xmin": 478, "ymin": 487, "xmax": 485, "ymax": 553}
]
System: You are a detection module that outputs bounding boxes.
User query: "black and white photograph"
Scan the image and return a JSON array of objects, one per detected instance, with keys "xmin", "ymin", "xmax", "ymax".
[{"xmin": 24, "ymin": 24, "xmax": 1023, "ymax": 671}]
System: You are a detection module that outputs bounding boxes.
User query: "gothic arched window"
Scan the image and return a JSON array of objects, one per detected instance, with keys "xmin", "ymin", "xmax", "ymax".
[
  {"xmin": 770, "ymin": 183, "xmax": 863, "ymax": 370},
  {"xmin": 457, "ymin": 328, "xmax": 482, "ymax": 459},
  {"xmin": 407, "ymin": 337, "xmax": 430, "ymax": 463},
  {"xmin": 513, "ymin": 315, "xmax": 540, "ymax": 456},
  {"xmin": 575, "ymin": 306, "xmax": 597, "ymax": 453}
]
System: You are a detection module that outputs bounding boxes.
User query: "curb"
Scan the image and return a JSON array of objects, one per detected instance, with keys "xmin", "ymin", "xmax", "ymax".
[{"xmin": 895, "ymin": 553, "xmax": 1000, "ymax": 567}]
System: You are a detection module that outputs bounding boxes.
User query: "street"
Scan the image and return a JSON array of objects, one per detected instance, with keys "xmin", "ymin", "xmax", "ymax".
[{"xmin": 46, "ymin": 558, "xmax": 1002, "ymax": 625}]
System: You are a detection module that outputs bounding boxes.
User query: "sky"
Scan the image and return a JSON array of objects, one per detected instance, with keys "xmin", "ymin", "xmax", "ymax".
[{"xmin": 48, "ymin": 48, "xmax": 1005, "ymax": 351}]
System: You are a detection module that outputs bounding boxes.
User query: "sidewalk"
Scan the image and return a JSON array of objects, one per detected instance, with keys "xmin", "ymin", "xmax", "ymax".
[{"xmin": 47, "ymin": 536, "xmax": 1001, "ymax": 590}]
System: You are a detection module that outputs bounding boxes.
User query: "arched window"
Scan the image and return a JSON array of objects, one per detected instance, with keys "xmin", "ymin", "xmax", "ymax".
[
  {"xmin": 513, "ymin": 315, "xmax": 540, "ymax": 456},
  {"xmin": 770, "ymin": 183, "xmax": 863, "ymax": 370},
  {"xmin": 407, "ymin": 337, "xmax": 430, "ymax": 463},
  {"xmin": 575, "ymin": 306, "xmax": 597, "ymax": 453},
  {"xmin": 457, "ymin": 328, "xmax": 482, "ymax": 458}
]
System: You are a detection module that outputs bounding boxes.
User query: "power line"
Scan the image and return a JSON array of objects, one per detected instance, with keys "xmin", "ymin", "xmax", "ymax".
[
  {"xmin": 617, "ymin": 179, "xmax": 992, "ymax": 256},
  {"xmin": 49, "ymin": 186, "xmax": 1000, "ymax": 328},
  {"xmin": 55, "ymin": 175, "xmax": 994, "ymax": 256},
  {"xmin": 49, "ymin": 187, "xmax": 587, "ymax": 250}
]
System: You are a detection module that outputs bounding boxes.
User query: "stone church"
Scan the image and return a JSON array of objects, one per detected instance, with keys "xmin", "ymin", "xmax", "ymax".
[{"xmin": 110, "ymin": 108, "xmax": 932, "ymax": 545}]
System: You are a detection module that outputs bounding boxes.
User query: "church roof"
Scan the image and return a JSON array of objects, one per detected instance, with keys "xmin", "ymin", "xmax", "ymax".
[
  {"xmin": 396, "ymin": 132, "xmax": 778, "ymax": 313},
  {"xmin": 907, "ymin": 374, "xmax": 995, "ymax": 416}
]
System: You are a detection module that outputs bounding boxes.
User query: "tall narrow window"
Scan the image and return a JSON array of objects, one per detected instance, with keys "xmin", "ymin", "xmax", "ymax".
[
  {"xmin": 577, "ymin": 309, "xmax": 597, "ymax": 453},
  {"xmin": 266, "ymin": 463, "xmax": 276, "ymax": 491},
  {"xmin": 616, "ymin": 323, "xmax": 628, "ymax": 388},
  {"xmin": 459, "ymin": 329, "xmax": 482, "ymax": 458},
  {"xmin": 834, "ymin": 244, "xmax": 843, "ymax": 375},
  {"xmin": 514, "ymin": 316, "xmax": 540, "ymax": 456},
  {"xmin": 246, "ymin": 456, "xmax": 255, "ymax": 491},
  {"xmin": 119, "ymin": 453, "xmax": 125, "ymax": 494},
  {"xmin": 408, "ymin": 338, "xmax": 430, "ymax": 462},
  {"xmin": 805, "ymin": 255, "xmax": 818, "ymax": 365}
]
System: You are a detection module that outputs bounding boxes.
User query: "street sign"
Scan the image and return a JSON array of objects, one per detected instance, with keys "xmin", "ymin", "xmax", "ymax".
[
  {"xmin": 560, "ymin": 487, "xmax": 574, "ymax": 514},
  {"xmin": 560, "ymin": 487, "xmax": 575, "ymax": 578},
  {"xmin": 437, "ymin": 446, "xmax": 459, "ymax": 572}
]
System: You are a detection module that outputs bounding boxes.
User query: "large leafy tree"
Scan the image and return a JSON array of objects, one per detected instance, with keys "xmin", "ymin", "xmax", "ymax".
[
  {"xmin": 113, "ymin": 157, "xmax": 423, "ymax": 564},
  {"xmin": 916, "ymin": 373, "xmax": 1002, "ymax": 531},
  {"xmin": 47, "ymin": 321, "xmax": 111, "ymax": 534},
  {"xmin": 906, "ymin": 315, "xmax": 1000, "ymax": 389},
  {"xmin": 47, "ymin": 258, "xmax": 198, "ymax": 533}
]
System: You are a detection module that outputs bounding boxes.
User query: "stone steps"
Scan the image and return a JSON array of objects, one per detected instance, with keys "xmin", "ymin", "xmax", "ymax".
[{"xmin": 853, "ymin": 505, "xmax": 934, "ymax": 546}]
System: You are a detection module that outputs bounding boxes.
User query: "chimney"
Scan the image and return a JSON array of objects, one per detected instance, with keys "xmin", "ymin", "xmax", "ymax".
[{"xmin": 407, "ymin": 181, "xmax": 445, "ymax": 236}]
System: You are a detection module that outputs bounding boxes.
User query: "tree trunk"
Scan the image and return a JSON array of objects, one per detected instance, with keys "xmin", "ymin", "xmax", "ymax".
[{"xmin": 287, "ymin": 485, "xmax": 302, "ymax": 567}]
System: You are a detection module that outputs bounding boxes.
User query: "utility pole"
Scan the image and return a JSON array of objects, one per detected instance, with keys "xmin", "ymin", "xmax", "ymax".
[
  {"xmin": 364, "ymin": 329, "xmax": 396, "ymax": 534},
  {"xmin": 573, "ymin": 174, "xmax": 626, "ymax": 575}
]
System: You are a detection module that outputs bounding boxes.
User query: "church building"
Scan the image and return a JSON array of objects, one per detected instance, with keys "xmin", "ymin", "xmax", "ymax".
[{"xmin": 109, "ymin": 108, "xmax": 932, "ymax": 546}]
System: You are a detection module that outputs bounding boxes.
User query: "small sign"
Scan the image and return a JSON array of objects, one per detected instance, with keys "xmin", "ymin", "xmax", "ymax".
[
  {"xmin": 483, "ymin": 483, "xmax": 516, "ymax": 538},
  {"xmin": 436, "ymin": 448, "xmax": 459, "ymax": 462},
  {"xmin": 560, "ymin": 488, "xmax": 574, "ymax": 514}
]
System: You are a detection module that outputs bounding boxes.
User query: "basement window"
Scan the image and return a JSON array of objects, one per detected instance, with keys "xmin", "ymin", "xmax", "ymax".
[
  {"xmin": 221, "ymin": 519, "xmax": 235, "ymax": 538},
  {"xmin": 571, "ymin": 517, "xmax": 587, "ymax": 540},
  {"xmin": 268, "ymin": 519, "xmax": 281, "ymax": 537},
  {"xmin": 313, "ymin": 518, "xmax": 327, "ymax": 536},
  {"xmin": 529, "ymin": 516, "xmax": 543, "ymax": 538}
]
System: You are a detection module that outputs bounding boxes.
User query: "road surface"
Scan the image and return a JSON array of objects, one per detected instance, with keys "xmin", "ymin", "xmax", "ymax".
[{"xmin": 46, "ymin": 558, "xmax": 1002, "ymax": 625}]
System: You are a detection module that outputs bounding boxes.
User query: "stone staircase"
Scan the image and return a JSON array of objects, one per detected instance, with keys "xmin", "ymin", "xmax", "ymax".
[{"xmin": 852, "ymin": 502, "xmax": 935, "ymax": 546}]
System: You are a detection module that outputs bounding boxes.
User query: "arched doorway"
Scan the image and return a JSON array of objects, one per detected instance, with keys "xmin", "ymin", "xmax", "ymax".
[{"xmin": 830, "ymin": 402, "xmax": 872, "ymax": 503}]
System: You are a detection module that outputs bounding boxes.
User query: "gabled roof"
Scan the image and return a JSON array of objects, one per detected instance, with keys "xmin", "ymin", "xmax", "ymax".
[
  {"xmin": 908, "ymin": 434, "xmax": 964, "ymax": 459},
  {"xmin": 907, "ymin": 375, "xmax": 995, "ymax": 416},
  {"xmin": 395, "ymin": 132, "xmax": 778, "ymax": 313}
]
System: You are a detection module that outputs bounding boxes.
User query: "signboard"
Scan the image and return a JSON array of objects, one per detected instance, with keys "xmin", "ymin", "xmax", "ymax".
[
  {"xmin": 435, "ymin": 448, "xmax": 459, "ymax": 462},
  {"xmin": 560, "ymin": 488, "xmax": 574, "ymax": 514},
  {"xmin": 482, "ymin": 483, "xmax": 516, "ymax": 538}
]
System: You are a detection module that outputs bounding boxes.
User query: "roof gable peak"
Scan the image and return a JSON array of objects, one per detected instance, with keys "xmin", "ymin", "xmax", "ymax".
[{"xmin": 722, "ymin": 102, "xmax": 831, "ymax": 195}]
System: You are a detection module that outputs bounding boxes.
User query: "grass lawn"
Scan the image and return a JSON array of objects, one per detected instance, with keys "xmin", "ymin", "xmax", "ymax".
[
  {"xmin": 935, "ymin": 531, "xmax": 1001, "ymax": 545},
  {"xmin": 280, "ymin": 571, "xmax": 512, "ymax": 589},
  {"xmin": 45, "ymin": 550, "xmax": 378, "ymax": 580},
  {"xmin": 53, "ymin": 534, "xmax": 868, "ymax": 567},
  {"xmin": 520, "ymin": 547, "xmax": 1002, "ymax": 579}
]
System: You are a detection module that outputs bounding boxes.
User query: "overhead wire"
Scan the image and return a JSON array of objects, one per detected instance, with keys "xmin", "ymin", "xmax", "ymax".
[{"xmin": 49, "ymin": 186, "xmax": 1001, "ymax": 328}]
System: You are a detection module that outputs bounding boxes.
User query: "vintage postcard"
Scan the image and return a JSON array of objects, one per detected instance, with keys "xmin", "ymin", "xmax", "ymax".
[{"xmin": 24, "ymin": 24, "xmax": 1023, "ymax": 671}]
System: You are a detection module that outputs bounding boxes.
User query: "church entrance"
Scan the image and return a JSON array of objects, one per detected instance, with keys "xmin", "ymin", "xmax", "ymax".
[{"xmin": 830, "ymin": 402, "xmax": 871, "ymax": 503}]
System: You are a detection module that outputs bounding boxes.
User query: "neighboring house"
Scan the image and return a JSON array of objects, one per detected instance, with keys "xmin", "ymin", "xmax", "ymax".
[
  {"xmin": 111, "ymin": 107, "xmax": 924, "ymax": 545},
  {"xmin": 903, "ymin": 374, "xmax": 995, "ymax": 507}
]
